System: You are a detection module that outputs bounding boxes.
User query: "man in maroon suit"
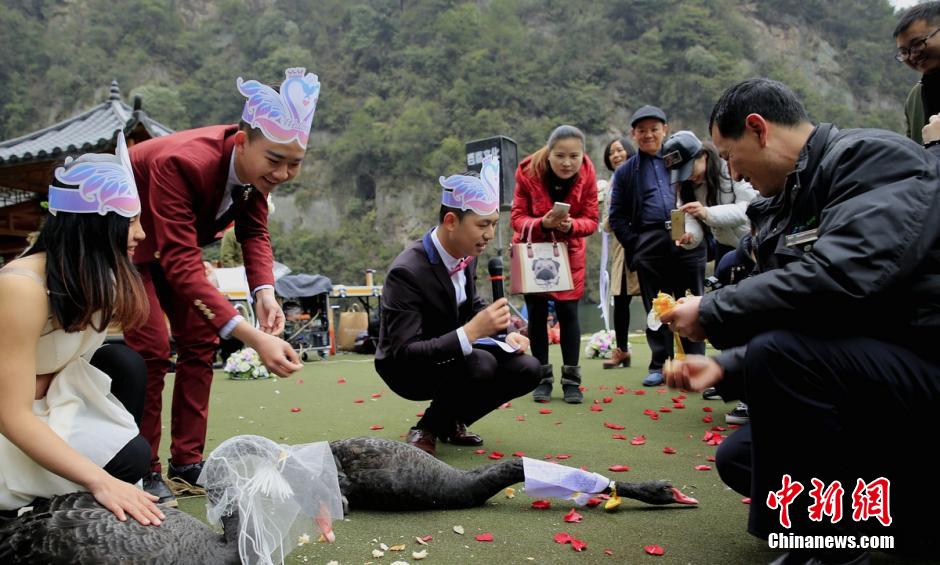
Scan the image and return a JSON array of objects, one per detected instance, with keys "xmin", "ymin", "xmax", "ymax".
[{"xmin": 125, "ymin": 68, "xmax": 319, "ymax": 505}]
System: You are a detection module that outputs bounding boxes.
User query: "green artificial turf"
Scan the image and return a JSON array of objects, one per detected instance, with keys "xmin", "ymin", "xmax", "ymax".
[{"xmin": 159, "ymin": 337, "xmax": 915, "ymax": 564}]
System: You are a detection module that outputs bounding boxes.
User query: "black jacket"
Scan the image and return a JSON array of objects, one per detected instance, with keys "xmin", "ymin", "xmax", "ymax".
[
  {"xmin": 708, "ymin": 124, "xmax": 940, "ymax": 398},
  {"xmin": 374, "ymin": 230, "xmax": 486, "ymax": 370}
]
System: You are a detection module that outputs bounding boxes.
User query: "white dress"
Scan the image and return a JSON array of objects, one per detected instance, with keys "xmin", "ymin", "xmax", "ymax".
[{"xmin": 0, "ymin": 268, "xmax": 138, "ymax": 510}]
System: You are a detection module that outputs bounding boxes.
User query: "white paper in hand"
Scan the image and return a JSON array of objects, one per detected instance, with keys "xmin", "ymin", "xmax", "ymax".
[{"xmin": 473, "ymin": 337, "xmax": 519, "ymax": 353}]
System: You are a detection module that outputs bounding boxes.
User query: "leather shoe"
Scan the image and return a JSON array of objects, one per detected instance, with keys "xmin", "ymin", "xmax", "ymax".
[
  {"xmin": 603, "ymin": 347, "xmax": 631, "ymax": 369},
  {"xmin": 405, "ymin": 427, "xmax": 437, "ymax": 456},
  {"xmin": 441, "ymin": 422, "xmax": 484, "ymax": 446}
]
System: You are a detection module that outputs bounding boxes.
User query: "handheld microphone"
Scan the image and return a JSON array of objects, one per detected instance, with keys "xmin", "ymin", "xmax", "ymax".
[{"xmin": 488, "ymin": 256, "xmax": 504, "ymax": 302}]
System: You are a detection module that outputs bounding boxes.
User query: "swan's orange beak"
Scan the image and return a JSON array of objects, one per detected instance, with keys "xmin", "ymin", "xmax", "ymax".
[{"xmin": 671, "ymin": 487, "xmax": 698, "ymax": 505}]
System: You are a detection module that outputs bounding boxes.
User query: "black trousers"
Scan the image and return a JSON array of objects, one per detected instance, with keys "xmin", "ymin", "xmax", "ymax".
[
  {"xmin": 524, "ymin": 296, "xmax": 580, "ymax": 366},
  {"xmin": 90, "ymin": 344, "xmax": 151, "ymax": 485},
  {"xmin": 633, "ymin": 229, "xmax": 706, "ymax": 371},
  {"xmin": 377, "ymin": 346, "xmax": 542, "ymax": 436},
  {"xmin": 612, "ymin": 269, "xmax": 633, "ymax": 350},
  {"xmin": 715, "ymin": 330, "xmax": 940, "ymax": 555}
]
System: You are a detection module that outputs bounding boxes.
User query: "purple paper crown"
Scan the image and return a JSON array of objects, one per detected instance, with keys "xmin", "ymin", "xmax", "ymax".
[
  {"xmin": 237, "ymin": 67, "xmax": 319, "ymax": 149},
  {"xmin": 439, "ymin": 154, "xmax": 500, "ymax": 216},
  {"xmin": 47, "ymin": 131, "xmax": 140, "ymax": 218}
]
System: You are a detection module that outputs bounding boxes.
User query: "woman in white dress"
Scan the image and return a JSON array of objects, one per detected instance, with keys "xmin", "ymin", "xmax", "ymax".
[{"xmin": 0, "ymin": 134, "xmax": 164, "ymax": 526}]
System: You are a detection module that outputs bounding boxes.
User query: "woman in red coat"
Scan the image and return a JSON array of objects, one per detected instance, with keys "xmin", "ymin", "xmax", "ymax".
[{"xmin": 511, "ymin": 125, "xmax": 598, "ymax": 403}]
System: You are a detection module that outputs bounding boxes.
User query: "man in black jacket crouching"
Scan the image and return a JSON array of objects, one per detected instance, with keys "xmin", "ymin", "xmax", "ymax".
[{"xmin": 663, "ymin": 78, "xmax": 940, "ymax": 565}]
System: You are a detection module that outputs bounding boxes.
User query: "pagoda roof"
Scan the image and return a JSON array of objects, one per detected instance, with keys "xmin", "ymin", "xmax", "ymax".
[{"xmin": 0, "ymin": 80, "xmax": 174, "ymax": 166}]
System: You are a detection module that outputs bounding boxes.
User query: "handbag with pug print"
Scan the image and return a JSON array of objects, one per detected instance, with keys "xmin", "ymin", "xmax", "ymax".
[{"xmin": 509, "ymin": 219, "xmax": 574, "ymax": 294}]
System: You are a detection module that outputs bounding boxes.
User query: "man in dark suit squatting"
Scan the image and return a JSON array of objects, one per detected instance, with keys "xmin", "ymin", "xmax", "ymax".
[{"xmin": 375, "ymin": 157, "xmax": 542, "ymax": 456}]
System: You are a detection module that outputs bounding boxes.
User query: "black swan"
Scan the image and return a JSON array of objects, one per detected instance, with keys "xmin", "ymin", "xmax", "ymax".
[{"xmin": 0, "ymin": 437, "xmax": 696, "ymax": 564}]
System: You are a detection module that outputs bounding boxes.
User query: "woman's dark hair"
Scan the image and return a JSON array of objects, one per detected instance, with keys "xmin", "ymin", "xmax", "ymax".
[
  {"xmin": 678, "ymin": 141, "xmax": 731, "ymax": 207},
  {"xmin": 525, "ymin": 125, "xmax": 586, "ymax": 179},
  {"xmin": 23, "ymin": 211, "xmax": 148, "ymax": 332},
  {"xmin": 603, "ymin": 137, "xmax": 634, "ymax": 172}
]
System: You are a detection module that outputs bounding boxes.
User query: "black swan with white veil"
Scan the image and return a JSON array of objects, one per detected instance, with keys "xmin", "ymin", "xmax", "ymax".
[{"xmin": 0, "ymin": 436, "xmax": 697, "ymax": 564}]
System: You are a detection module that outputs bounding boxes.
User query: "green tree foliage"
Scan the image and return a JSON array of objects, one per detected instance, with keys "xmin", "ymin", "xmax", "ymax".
[{"xmin": 0, "ymin": 0, "xmax": 918, "ymax": 294}]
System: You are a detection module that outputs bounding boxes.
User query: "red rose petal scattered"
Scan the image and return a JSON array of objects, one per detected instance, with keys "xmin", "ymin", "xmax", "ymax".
[
  {"xmin": 475, "ymin": 533, "xmax": 494, "ymax": 542},
  {"xmin": 634, "ymin": 390, "xmax": 646, "ymax": 395},
  {"xmin": 602, "ymin": 397, "xmax": 613, "ymax": 403},
  {"xmin": 593, "ymin": 399, "xmax": 600, "ymax": 404},
  {"xmin": 630, "ymin": 435, "xmax": 647, "ymax": 445},
  {"xmin": 579, "ymin": 385, "xmax": 587, "ymax": 391},
  {"xmin": 673, "ymin": 403, "xmax": 686, "ymax": 409},
  {"xmin": 564, "ymin": 508, "xmax": 583, "ymax": 523},
  {"xmin": 604, "ymin": 422, "xmax": 625, "ymax": 430},
  {"xmin": 728, "ymin": 424, "xmax": 741, "ymax": 429},
  {"xmin": 604, "ymin": 549, "xmax": 614, "ymax": 556},
  {"xmin": 539, "ymin": 408, "xmax": 553, "ymax": 414},
  {"xmin": 711, "ymin": 425, "xmax": 727, "ymax": 431},
  {"xmin": 706, "ymin": 455, "xmax": 716, "ymax": 462},
  {"xmin": 499, "ymin": 401, "xmax": 512, "ymax": 408},
  {"xmin": 742, "ymin": 497, "xmax": 752, "ymax": 504},
  {"xmin": 337, "ymin": 378, "xmax": 346, "ymax": 384},
  {"xmin": 473, "ymin": 449, "xmax": 487, "ymax": 455},
  {"xmin": 703, "ymin": 406, "xmax": 713, "ymax": 412},
  {"xmin": 590, "ymin": 405, "xmax": 603, "ymax": 412},
  {"xmin": 586, "ymin": 498, "xmax": 603, "ymax": 507},
  {"xmin": 644, "ymin": 544, "xmax": 665, "ymax": 556},
  {"xmin": 369, "ymin": 424, "xmax": 383, "ymax": 430},
  {"xmin": 420, "ymin": 535, "xmax": 433, "ymax": 542},
  {"xmin": 353, "ymin": 399, "xmax": 364, "ymax": 404},
  {"xmin": 663, "ymin": 447, "xmax": 677, "ymax": 454},
  {"xmin": 643, "ymin": 409, "xmax": 657, "ymax": 416},
  {"xmin": 516, "ymin": 415, "xmax": 525, "ymax": 421},
  {"xmin": 554, "ymin": 532, "xmax": 572, "ymax": 544},
  {"xmin": 544, "ymin": 454, "xmax": 553, "ymax": 460},
  {"xmin": 597, "ymin": 493, "xmax": 610, "ymax": 500},
  {"xmin": 416, "ymin": 412, "xmax": 425, "ymax": 417},
  {"xmin": 290, "ymin": 407, "xmax": 301, "ymax": 413},
  {"xmin": 648, "ymin": 413, "xmax": 660, "ymax": 421},
  {"xmin": 488, "ymin": 451, "xmax": 504, "ymax": 460},
  {"xmin": 555, "ymin": 454, "xmax": 571, "ymax": 460},
  {"xmin": 694, "ymin": 464, "xmax": 712, "ymax": 471},
  {"xmin": 611, "ymin": 434, "xmax": 627, "ymax": 440},
  {"xmin": 531, "ymin": 499, "xmax": 552, "ymax": 510},
  {"xmin": 659, "ymin": 407, "xmax": 672, "ymax": 413},
  {"xmin": 513, "ymin": 451, "xmax": 526, "ymax": 457},
  {"xmin": 370, "ymin": 393, "xmax": 382, "ymax": 398},
  {"xmin": 570, "ymin": 539, "xmax": 588, "ymax": 552},
  {"xmin": 297, "ymin": 379, "xmax": 304, "ymax": 384},
  {"xmin": 608, "ymin": 464, "xmax": 631, "ymax": 472},
  {"xmin": 702, "ymin": 416, "xmax": 714, "ymax": 423}
]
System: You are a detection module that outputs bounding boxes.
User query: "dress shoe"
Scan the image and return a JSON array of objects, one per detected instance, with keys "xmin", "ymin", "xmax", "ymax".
[
  {"xmin": 142, "ymin": 472, "xmax": 178, "ymax": 508},
  {"xmin": 405, "ymin": 427, "xmax": 437, "ymax": 456},
  {"xmin": 167, "ymin": 459, "xmax": 206, "ymax": 495},
  {"xmin": 441, "ymin": 422, "xmax": 483, "ymax": 446},
  {"xmin": 603, "ymin": 347, "xmax": 631, "ymax": 369}
]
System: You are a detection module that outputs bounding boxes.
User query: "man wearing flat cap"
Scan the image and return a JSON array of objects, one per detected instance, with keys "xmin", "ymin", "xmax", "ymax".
[{"xmin": 608, "ymin": 106, "xmax": 706, "ymax": 387}]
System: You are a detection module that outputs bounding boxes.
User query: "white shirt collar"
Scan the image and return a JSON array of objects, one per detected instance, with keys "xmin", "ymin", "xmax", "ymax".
[
  {"xmin": 430, "ymin": 227, "xmax": 461, "ymax": 272},
  {"xmin": 227, "ymin": 151, "xmax": 245, "ymax": 188}
]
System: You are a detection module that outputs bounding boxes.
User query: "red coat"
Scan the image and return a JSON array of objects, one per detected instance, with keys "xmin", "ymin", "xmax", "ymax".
[
  {"xmin": 130, "ymin": 125, "xmax": 274, "ymax": 334},
  {"xmin": 510, "ymin": 155, "xmax": 598, "ymax": 301}
]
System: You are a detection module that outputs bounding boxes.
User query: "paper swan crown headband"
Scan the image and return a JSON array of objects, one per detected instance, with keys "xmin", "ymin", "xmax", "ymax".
[
  {"xmin": 47, "ymin": 131, "xmax": 141, "ymax": 218},
  {"xmin": 439, "ymin": 154, "xmax": 500, "ymax": 216},
  {"xmin": 237, "ymin": 67, "xmax": 320, "ymax": 149}
]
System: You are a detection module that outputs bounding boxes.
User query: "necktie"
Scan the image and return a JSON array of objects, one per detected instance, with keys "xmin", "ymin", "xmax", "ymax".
[
  {"xmin": 448, "ymin": 256, "xmax": 473, "ymax": 276},
  {"xmin": 232, "ymin": 184, "xmax": 254, "ymax": 202}
]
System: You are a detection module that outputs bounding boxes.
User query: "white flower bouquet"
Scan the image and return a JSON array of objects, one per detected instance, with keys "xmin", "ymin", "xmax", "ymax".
[
  {"xmin": 585, "ymin": 329, "xmax": 616, "ymax": 359},
  {"xmin": 223, "ymin": 347, "xmax": 270, "ymax": 380}
]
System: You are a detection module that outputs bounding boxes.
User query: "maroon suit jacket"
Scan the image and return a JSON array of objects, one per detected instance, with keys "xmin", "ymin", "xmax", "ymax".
[{"xmin": 130, "ymin": 125, "xmax": 274, "ymax": 333}]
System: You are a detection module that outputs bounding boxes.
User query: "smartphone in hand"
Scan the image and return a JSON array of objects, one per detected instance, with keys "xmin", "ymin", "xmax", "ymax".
[{"xmin": 549, "ymin": 202, "xmax": 571, "ymax": 218}]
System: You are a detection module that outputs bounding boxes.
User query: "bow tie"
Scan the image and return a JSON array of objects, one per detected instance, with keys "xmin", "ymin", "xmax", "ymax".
[
  {"xmin": 232, "ymin": 184, "xmax": 254, "ymax": 202},
  {"xmin": 448, "ymin": 256, "xmax": 473, "ymax": 276}
]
